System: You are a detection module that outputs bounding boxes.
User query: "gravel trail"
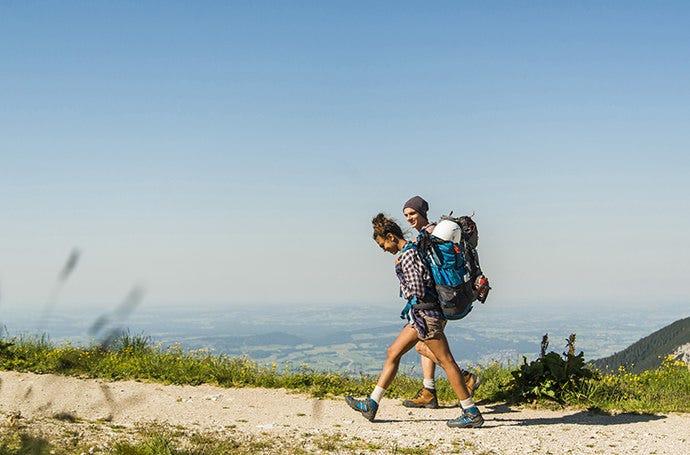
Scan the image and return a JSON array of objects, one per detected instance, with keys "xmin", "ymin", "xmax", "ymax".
[{"xmin": 1, "ymin": 370, "xmax": 688, "ymax": 454}]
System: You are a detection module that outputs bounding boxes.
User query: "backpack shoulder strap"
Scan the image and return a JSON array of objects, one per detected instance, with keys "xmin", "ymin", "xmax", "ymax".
[
  {"xmin": 401, "ymin": 242, "xmax": 417, "ymax": 253},
  {"xmin": 416, "ymin": 229, "xmax": 434, "ymax": 256}
]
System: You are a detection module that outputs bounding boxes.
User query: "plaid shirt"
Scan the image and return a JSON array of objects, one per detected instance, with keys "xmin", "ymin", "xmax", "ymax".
[{"xmin": 395, "ymin": 245, "xmax": 434, "ymax": 301}]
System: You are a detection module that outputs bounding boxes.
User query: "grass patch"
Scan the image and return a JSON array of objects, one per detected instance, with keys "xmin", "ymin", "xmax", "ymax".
[
  {"xmin": 575, "ymin": 356, "xmax": 690, "ymax": 413},
  {"xmin": 0, "ymin": 432, "xmax": 54, "ymax": 455},
  {"xmin": 0, "ymin": 422, "xmax": 318, "ymax": 455}
]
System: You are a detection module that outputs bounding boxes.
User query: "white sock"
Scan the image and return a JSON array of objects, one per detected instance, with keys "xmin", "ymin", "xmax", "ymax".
[
  {"xmin": 371, "ymin": 386, "xmax": 386, "ymax": 404},
  {"xmin": 460, "ymin": 398, "xmax": 476, "ymax": 410},
  {"xmin": 423, "ymin": 378, "xmax": 436, "ymax": 390}
]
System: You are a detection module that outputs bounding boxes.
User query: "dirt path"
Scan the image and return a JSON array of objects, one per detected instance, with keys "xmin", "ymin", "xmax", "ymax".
[{"xmin": 1, "ymin": 370, "xmax": 689, "ymax": 454}]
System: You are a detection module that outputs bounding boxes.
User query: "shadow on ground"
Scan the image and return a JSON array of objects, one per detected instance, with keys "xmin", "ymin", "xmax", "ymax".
[
  {"xmin": 484, "ymin": 403, "xmax": 666, "ymax": 427},
  {"xmin": 377, "ymin": 403, "xmax": 667, "ymax": 426}
]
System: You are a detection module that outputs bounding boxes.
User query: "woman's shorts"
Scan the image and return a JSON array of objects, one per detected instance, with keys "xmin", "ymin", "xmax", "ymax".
[{"xmin": 410, "ymin": 310, "xmax": 447, "ymax": 340}]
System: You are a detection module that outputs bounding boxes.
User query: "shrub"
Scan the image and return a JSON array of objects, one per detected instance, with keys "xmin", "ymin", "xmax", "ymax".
[{"xmin": 510, "ymin": 333, "xmax": 598, "ymax": 404}]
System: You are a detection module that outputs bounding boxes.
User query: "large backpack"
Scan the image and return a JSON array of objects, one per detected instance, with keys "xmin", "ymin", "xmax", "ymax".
[{"xmin": 417, "ymin": 214, "xmax": 490, "ymax": 320}]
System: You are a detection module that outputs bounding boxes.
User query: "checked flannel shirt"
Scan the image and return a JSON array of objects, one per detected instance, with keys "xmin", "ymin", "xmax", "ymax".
[
  {"xmin": 395, "ymin": 246, "xmax": 434, "ymax": 301},
  {"xmin": 395, "ymin": 244, "xmax": 444, "ymax": 338}
]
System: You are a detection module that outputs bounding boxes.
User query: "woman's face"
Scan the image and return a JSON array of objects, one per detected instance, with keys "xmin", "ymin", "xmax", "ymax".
[
  {"xmin": 375, "ymin": 234, "xmax": 400, "ymax": 254},
  {"xmin": 403, "ymin": 207, "xmax": 428, "ymax": 232}
]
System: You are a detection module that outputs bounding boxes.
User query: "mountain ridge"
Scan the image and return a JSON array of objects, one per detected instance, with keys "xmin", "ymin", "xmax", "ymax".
[{"xmin": 592, "ymin": 316, "xmax": 690, "ymax": 373}]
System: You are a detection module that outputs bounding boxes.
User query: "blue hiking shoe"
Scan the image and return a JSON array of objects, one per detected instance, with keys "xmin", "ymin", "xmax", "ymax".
[
  {"xmin": 345, "ymin": 396, "xmax": 378, "ymax": 422},
  {"xmin": 447, "ymin": 406, "xmax": 484, "ymax": 428}
]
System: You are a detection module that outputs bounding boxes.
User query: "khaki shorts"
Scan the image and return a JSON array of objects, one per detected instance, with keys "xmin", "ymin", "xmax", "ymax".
[{"xmin": 410, "ymin": 310, "xmax": 447, "ymax": 340}]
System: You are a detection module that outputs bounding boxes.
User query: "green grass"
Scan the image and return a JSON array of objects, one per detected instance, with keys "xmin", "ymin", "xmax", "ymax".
[
  {"xmin": 573, "ymin": 356, "xmax": 690, "ymax": 413},
  {"xmin": 0, "ymin": 424, "xmax": 309, "ymax": 455},
  {"xmin": 0, "ymin": 332, "xmax": 378, "ymax": 398},
  {"xmin": 0, "ymin": 331, "xmax": 471, "ymax": 403},
  {"xmin": 1, "ymin": 332, "xmax": 689, "ymax": 414},
  {"xmin": 0, "ymin": 422, "xmax": 416, "ymax": 455},
  {"xmin": 0, "ymin": 432, "xmax": 52, "ymax": 455}
]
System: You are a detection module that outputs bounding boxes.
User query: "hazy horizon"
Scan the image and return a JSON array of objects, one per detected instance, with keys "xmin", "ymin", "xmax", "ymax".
[{"xmin": 2, "ymin": 298, "xmax": 687, "ymax": 373}]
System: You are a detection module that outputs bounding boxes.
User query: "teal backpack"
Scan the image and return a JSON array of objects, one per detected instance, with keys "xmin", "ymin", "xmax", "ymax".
[{"xmin": 417, "ymin": 215, "xmax": 490, "ymax": 320}]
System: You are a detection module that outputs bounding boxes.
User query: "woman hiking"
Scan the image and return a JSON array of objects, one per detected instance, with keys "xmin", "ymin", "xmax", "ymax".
[
  {"xmin": 344, "ymin": 213, "xmax": 484, "ymax": 428},
  {"xmin": 401, "ymin": 195, "xmax": 481, "ymax": 409}
]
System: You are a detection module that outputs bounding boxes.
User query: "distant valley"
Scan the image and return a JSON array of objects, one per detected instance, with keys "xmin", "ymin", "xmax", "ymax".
[{"xmin": 2, "ymin": 301, "xmax": 688, "ymax": 374}]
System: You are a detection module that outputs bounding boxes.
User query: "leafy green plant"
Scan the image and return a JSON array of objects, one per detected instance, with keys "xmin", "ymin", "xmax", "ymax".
[{"xmin": 510, "ymin": 333, "xmax": 598, "ymax": 404}]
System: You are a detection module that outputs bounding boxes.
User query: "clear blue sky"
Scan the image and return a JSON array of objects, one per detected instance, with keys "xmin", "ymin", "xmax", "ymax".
[{"xmin": 2, "ymin": 2, "xmax": 689, "ymax": 313}]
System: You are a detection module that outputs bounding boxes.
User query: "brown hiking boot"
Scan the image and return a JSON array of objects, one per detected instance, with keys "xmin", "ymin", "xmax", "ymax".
[
  {"xmin": 462, "ymin": 370, "xmax": 483, "ymax": 398},
  {"xmin": 463, "ymin": 370, "xmax": 476, "ymax": 391},
  {"xmin": 402, "ymin": 387, "xmax": 439, "ymax": 408}
]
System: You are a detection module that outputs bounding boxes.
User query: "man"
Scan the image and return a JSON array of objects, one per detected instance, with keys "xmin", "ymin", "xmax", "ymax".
[{"xmin": 401, "ymin": 195, "xmax": 481, "ymax": 408}]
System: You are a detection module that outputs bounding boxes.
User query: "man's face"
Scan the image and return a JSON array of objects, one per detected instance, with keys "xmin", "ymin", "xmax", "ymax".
[{"xmin": 403, "ymin": 207, "xmax": 427, "ymax": 232}]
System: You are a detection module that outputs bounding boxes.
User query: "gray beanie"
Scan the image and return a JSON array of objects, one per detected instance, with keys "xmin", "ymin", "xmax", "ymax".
[{"xmin": 403, "ymin": 195, "xmax": 429, "ymax": 219}]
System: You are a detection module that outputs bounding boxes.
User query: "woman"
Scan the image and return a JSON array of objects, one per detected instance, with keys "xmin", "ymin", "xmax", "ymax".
[{"xmin": 344, "ymin": 213, "xmax": 484, "ymax": 428}]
